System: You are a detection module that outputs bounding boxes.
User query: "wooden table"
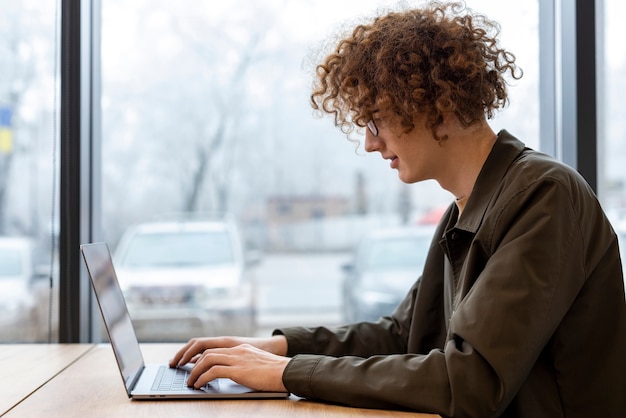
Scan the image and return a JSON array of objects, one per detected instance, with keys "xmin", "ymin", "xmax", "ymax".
[
  {"xmin": 0, "ymin": 344, "xmax": 95, "ymax": 415},
  {"xmin": 2, "ymin": 344, "xmax": 440, "ymax": 417}
]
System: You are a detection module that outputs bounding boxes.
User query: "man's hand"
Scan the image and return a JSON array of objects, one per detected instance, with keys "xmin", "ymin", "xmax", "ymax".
[
  {"xmin": 185, "ymin": 343, "xmax": 290, "ymax": 392},
  {"xmin": 168, "ymin": 335, "xmax": 290, "ymax": 392},
  {"xmin": 169, "ymin": 335, "xmax": 288, "ymax": 367}
]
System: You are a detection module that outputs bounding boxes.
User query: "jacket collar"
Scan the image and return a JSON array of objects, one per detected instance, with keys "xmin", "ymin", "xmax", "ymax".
[{"xmin": 453, "ymin": 129, "xmax": 526, "ymax": 234}]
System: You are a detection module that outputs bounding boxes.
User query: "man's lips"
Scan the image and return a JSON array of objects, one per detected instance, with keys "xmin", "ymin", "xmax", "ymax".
[{"xmin": 385, "ymin": 156, "xmax": 399, "ymax": 169}]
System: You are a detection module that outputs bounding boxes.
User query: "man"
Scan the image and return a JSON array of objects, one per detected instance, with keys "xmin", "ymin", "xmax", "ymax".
[{"xmin": 170, "ymin": 2, "xmax": 626, "ymax": 416}]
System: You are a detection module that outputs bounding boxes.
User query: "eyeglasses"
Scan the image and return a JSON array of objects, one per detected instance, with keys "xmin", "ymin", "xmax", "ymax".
[{"xmin": 366, "ymin": 119, "xmax": 378, "ymax": 137}]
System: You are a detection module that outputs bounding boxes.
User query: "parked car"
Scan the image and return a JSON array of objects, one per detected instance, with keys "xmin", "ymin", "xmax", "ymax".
[
  {"xmin": 341, "ymin": 226, "xmax": 435, "ymax": 323},
  {"xmin": 113, "ymin": 219, "xmax": 259, "ymax": 341},
  {"xmin": 0, "ymin": 237, "xmax": 38, "ymax": 341}
]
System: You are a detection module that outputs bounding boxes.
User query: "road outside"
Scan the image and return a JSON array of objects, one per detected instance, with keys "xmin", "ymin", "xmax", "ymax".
[{"xmin": 254, "ymin": 252, "xmax": 352, "ymax": 336}]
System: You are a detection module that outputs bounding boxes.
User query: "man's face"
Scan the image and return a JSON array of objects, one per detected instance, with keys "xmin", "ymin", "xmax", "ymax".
[{"xmin": 364, "ymin": 112, "xmax": 445, "ymax": 184}]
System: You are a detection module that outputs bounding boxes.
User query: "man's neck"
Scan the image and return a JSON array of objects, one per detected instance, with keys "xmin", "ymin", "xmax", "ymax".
[{"xmin": 436, "ymin": 120, "xmax": 498, "ymax": 202}]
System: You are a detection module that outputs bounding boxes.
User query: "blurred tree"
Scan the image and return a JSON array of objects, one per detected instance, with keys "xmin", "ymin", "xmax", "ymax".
[{"xmin": 0, "ymin": 1, "xmax": 41, "ymax": 234}]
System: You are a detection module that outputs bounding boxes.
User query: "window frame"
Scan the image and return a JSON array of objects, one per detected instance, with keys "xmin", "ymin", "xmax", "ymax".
[{"xmin": 59, "ymin": 0, "xmax": 102, "ymax": 343}]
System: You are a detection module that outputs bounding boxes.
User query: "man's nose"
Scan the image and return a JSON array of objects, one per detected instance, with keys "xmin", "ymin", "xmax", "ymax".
[{"xmin": 364, "ymin": 131, "xmax": 381, "ymax": 153}]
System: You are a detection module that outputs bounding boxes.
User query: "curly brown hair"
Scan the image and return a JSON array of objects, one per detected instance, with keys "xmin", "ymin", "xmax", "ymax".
[{"xmin": 310, "ymin": 1, "xmax": 522, "ymax": 140}]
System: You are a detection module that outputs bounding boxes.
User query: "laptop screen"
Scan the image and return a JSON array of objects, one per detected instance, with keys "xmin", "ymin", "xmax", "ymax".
[{"xmin": 81, "ymin": 243, "xmax": 145, "ymax": 394}]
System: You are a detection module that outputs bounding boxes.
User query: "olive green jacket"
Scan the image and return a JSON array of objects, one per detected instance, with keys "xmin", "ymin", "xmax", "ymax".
[{"xmin": 275, "ymin": 130, "xmax": 626, "ymax": 418}]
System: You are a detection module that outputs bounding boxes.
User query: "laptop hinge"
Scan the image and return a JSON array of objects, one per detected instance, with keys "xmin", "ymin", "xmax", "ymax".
[{"xmin": 127, "ymin": 365, "xmax": 145, "ymax": 396}]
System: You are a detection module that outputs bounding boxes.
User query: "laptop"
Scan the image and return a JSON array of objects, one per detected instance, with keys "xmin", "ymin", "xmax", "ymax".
[{"xmin": 80, "ymin": 242, "xmax": 289, "ymax": 400}]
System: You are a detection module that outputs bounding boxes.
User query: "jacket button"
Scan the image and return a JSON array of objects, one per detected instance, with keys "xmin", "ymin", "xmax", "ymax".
[{"xmin": 451, "ymin": 232, "xmax": 458, "ymax": 240}]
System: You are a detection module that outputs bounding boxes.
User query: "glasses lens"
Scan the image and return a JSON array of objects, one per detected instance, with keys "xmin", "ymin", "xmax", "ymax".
[{"xmin": 367, "ymin": 120, "xmax": 378, "ymax": 136}]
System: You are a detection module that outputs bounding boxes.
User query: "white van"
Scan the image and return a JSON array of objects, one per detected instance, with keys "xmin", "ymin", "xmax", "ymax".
[{"xmin": 113, "ymin": 219, "xmax": 259, "ymax": 341}]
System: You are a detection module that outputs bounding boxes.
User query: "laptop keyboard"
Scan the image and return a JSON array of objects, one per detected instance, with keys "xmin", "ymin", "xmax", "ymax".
[{"xmin": 151, "ymin": 366, "xmax": 219, "ymax": 392}]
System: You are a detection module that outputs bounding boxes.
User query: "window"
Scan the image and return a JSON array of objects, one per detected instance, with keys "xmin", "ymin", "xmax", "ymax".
[
  {"xmin": 98, "ymin": 0, "xmax": 539, "ymax": 341},
  {"xmin": 0, "ymin": 0, "xmax": 59, "ymax": 342},
  {"xmin": 599, "ymin": 0, "xmax": 626, "ymax": 266}
]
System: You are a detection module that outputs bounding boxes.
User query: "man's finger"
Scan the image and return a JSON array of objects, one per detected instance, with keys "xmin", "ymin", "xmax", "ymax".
[{"xmin": 193, "ymin": 365, "xmax": 230, "ymax": 388}]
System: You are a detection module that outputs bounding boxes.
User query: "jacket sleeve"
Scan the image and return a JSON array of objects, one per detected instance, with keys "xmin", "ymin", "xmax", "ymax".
[{"xmin": 274, "ymin": 177, "xmax": 609, "ymax": 417}]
